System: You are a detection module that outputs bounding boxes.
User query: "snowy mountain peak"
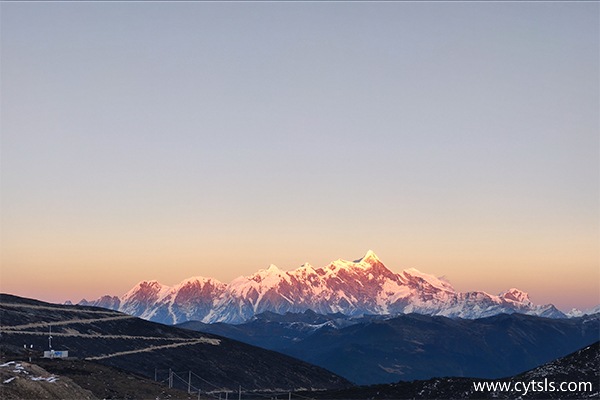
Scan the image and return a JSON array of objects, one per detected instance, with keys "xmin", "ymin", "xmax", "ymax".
[
  {"xmin": 568, "ymin": 308, "xmax": 584, "ymax": 318},
  {"xmin": 566, "ymin": 304, "xmax": 600, "ymax": 317},
  {"xmin": 231, "ymin": 263, "xmax": 291, "ymax": 289},
  {"xmin": 327, "ymin": 251, "xmax": 383, "ymax": 272},
  {"xmin": 356, "ymin": 249, "xmax": 381, "ymax": 264},
  {"xmin": 177, "ymin": 276, "xmax": 222, "ymax": 286},
  {"xmin": 122, "ymin": 280, "xmax": 169, "ymax": 300},
  {"xmin": 402, "ymin": 268, "xmax": 456, "ymax": 292},
  {"xmin": 500, "ymin": 288, "xmax": 531, "ymax": 304},
  {"xmin": 139, "ymin": 279, "xmax": 161, "ymax": 286},
  {"xmin": 267, "ymin": 264, "xmax": 281, "ymax": 273}
]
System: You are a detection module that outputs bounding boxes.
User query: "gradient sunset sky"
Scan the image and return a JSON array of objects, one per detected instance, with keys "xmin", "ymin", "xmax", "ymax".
[{"xmin": 1, "ymin": 2, "xmax": 598, "ymax": 311}]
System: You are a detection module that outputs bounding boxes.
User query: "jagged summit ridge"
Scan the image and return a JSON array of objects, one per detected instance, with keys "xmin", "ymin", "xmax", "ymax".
[{"xmin": 80, "ymin": 250, "xmax": 567, "ymax": 324}]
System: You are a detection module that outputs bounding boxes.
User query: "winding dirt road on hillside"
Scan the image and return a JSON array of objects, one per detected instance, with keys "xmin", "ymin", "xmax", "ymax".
[
  {"xmin": 1, "ymin": 315, "xmax": 136, "ymax": 331},
  {"xmin": 0, "ymin": 302, "xmax": 120, "ymax": 315},
  {"xmin": 85, "ymin": 338, "xmax": 219, "ymax": 360},
  {"xmin": 1, "ymin": 303, "xmax": 220, "ymax": 360}
]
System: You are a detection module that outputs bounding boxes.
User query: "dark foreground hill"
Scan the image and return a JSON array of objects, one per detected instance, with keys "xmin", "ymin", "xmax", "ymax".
[
  {"xmin": 0, "ymin": 293, "xmax": 351, "ymax": 393},
  {"xmin": 0, "ymin": 360, "xmax": 97, "ymax": 400},
  {"xmin": 180, "ymin": 310, "xmax": 599, "ymax": 384},
  {"xmin": 0, "ymin": 358, "xmax": 198, "ymax": 399},
  {"xmin": 298, "ymin": 341, "xmax": 600, "ymax": 399}
]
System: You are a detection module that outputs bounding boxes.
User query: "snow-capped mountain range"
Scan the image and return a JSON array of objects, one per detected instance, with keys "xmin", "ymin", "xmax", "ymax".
[{"xmin": 79, "ymin": 250, "xmax": 572, "ymax": 324}]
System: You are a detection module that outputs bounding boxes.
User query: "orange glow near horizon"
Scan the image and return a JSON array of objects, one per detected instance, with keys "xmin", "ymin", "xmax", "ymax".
[{"xmin": 2, "ymin": 234, "xmax": 598, "ymax": 311}]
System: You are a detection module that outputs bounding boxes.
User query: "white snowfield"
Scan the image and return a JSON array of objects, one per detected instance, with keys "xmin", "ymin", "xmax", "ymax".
[
  {"xmin": 1, "ymin": 362, "xmax": 59, "ymax": 384},
  {"xmin": 81, "ymin": 250, "xmax": 575, "ymax": 325}
]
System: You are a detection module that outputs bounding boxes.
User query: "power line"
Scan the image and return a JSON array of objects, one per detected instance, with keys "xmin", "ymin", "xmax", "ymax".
[{"xmin": 155, "ymin": 366, "xmax": 315, "ymax": 400}]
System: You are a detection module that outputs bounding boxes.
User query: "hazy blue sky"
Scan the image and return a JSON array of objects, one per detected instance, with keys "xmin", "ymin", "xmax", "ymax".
[{"xmin": 1, "ymin": 2, "xmax": 598, "ymax": 310}]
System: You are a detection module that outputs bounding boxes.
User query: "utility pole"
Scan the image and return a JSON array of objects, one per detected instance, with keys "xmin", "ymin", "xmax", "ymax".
[
  {"xmin": 188, "ymin": 371, "xmax": 192, "ymax": 393},
  {"xmin": 48, "ymin": 325, "xmax": 52, "ymax": 350},
  {"xmin": 154, "ymin": 368, "xmax": 157, "ymax": 381},
  {"xmin": 168, "ymin": 368, "xmax": 173, "ymax": 389},
  {"xmin": 238, "ymin": 385, "xmax": 241, "ymax": 400}
]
